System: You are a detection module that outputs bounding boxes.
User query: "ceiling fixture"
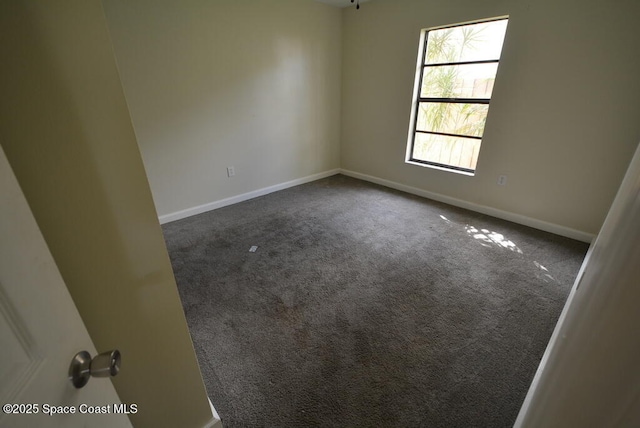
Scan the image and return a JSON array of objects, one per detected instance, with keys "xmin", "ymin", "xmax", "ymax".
[{"xmin": 350, "ymin": 0, "xmax": 360, "ymax": 10}]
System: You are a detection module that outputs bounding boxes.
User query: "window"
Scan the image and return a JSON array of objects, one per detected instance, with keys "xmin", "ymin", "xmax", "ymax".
[{"xmin": 406, "ymin": 18, "xmax": 508, "ymax": 174}]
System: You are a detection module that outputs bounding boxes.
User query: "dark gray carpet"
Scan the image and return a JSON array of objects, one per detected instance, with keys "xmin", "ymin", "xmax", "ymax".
[{"xmin": 162, "ymin": 174, "xmax": 588, "ymax": 428}]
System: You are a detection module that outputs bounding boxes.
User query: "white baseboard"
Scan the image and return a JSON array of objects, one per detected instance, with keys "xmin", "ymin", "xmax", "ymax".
[
  {"xmin": 340, "ymin": 169, "xmax": 595, "ymax": 243},
  {"xmin": 202, "ymin": 398, "xmax": 223, "ymax": 428},
  {"xmin": 158, "ymin": 167, "xmax": 594, "ymax": 243},
  {"xmin": 159, "ymin": 169, "xmax": 341, "ymax": 224}
]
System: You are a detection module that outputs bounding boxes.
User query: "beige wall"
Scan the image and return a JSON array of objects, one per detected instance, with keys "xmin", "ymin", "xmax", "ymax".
[
  {"xmin": 341, "ymin": 0, "xmax": 640, "ymax": 235},
  {"xmin": 103, "ymin": 0, "xmax": 342, "ymax": 217},
  {"xmin": 0, "ymin": 1, "xmax": 212, "ymax": 427}
]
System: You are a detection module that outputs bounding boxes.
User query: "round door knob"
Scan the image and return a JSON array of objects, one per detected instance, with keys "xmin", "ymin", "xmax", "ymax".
[{"xmin": 69, "ymin": 349, "xmax": 121, "ymax": 388}]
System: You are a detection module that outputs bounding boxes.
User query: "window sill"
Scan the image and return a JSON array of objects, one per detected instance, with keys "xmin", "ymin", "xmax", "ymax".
[{"xmin": 405, "ymin": 160, "xmax": 476, "ymax": 177}]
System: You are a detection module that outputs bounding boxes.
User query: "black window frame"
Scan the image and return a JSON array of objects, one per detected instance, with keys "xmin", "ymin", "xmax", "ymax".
[{"xmin": 407, "ymin": 17, "xmax": 508, "ymax": 174}]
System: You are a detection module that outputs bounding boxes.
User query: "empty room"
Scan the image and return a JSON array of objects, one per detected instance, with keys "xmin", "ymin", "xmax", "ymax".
[{"xmin": 2, "ymin": 0, "xmax": 639, "ymax": 427}]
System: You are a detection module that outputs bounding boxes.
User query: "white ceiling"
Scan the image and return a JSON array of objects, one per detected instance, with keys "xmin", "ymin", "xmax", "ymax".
[{"xmin": 313, "ymin": 0, "xmax": 371, "ymax": 8}]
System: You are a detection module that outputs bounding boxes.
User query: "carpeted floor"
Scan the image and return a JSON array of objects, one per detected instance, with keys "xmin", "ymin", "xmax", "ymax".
[{"xmin": 162, "ymin": 174, "xmax": 588, "ymax": 427}]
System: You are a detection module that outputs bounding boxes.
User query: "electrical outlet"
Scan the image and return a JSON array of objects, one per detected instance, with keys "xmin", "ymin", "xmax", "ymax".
[
  {"xmin": 227, "ymin": 166, "xmax": 235, "ymax": 177},
  {"xmin": 498, "ymin": 175, "xmax": 507, "ymax": 186}
]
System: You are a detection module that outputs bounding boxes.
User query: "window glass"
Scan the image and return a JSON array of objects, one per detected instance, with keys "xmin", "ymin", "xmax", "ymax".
[
  {"xmin": 408, "ymin": 18, "xmax": 508, "ymax": 173},
  {"xmin": 425, "ymin": 20, "xmax": 508, "ymax": 64}
]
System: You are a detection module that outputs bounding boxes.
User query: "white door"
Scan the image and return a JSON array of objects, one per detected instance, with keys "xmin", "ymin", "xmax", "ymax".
[{"xmin": 0, "ymin": 146, "xmax": 132, "ymax": 428}]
